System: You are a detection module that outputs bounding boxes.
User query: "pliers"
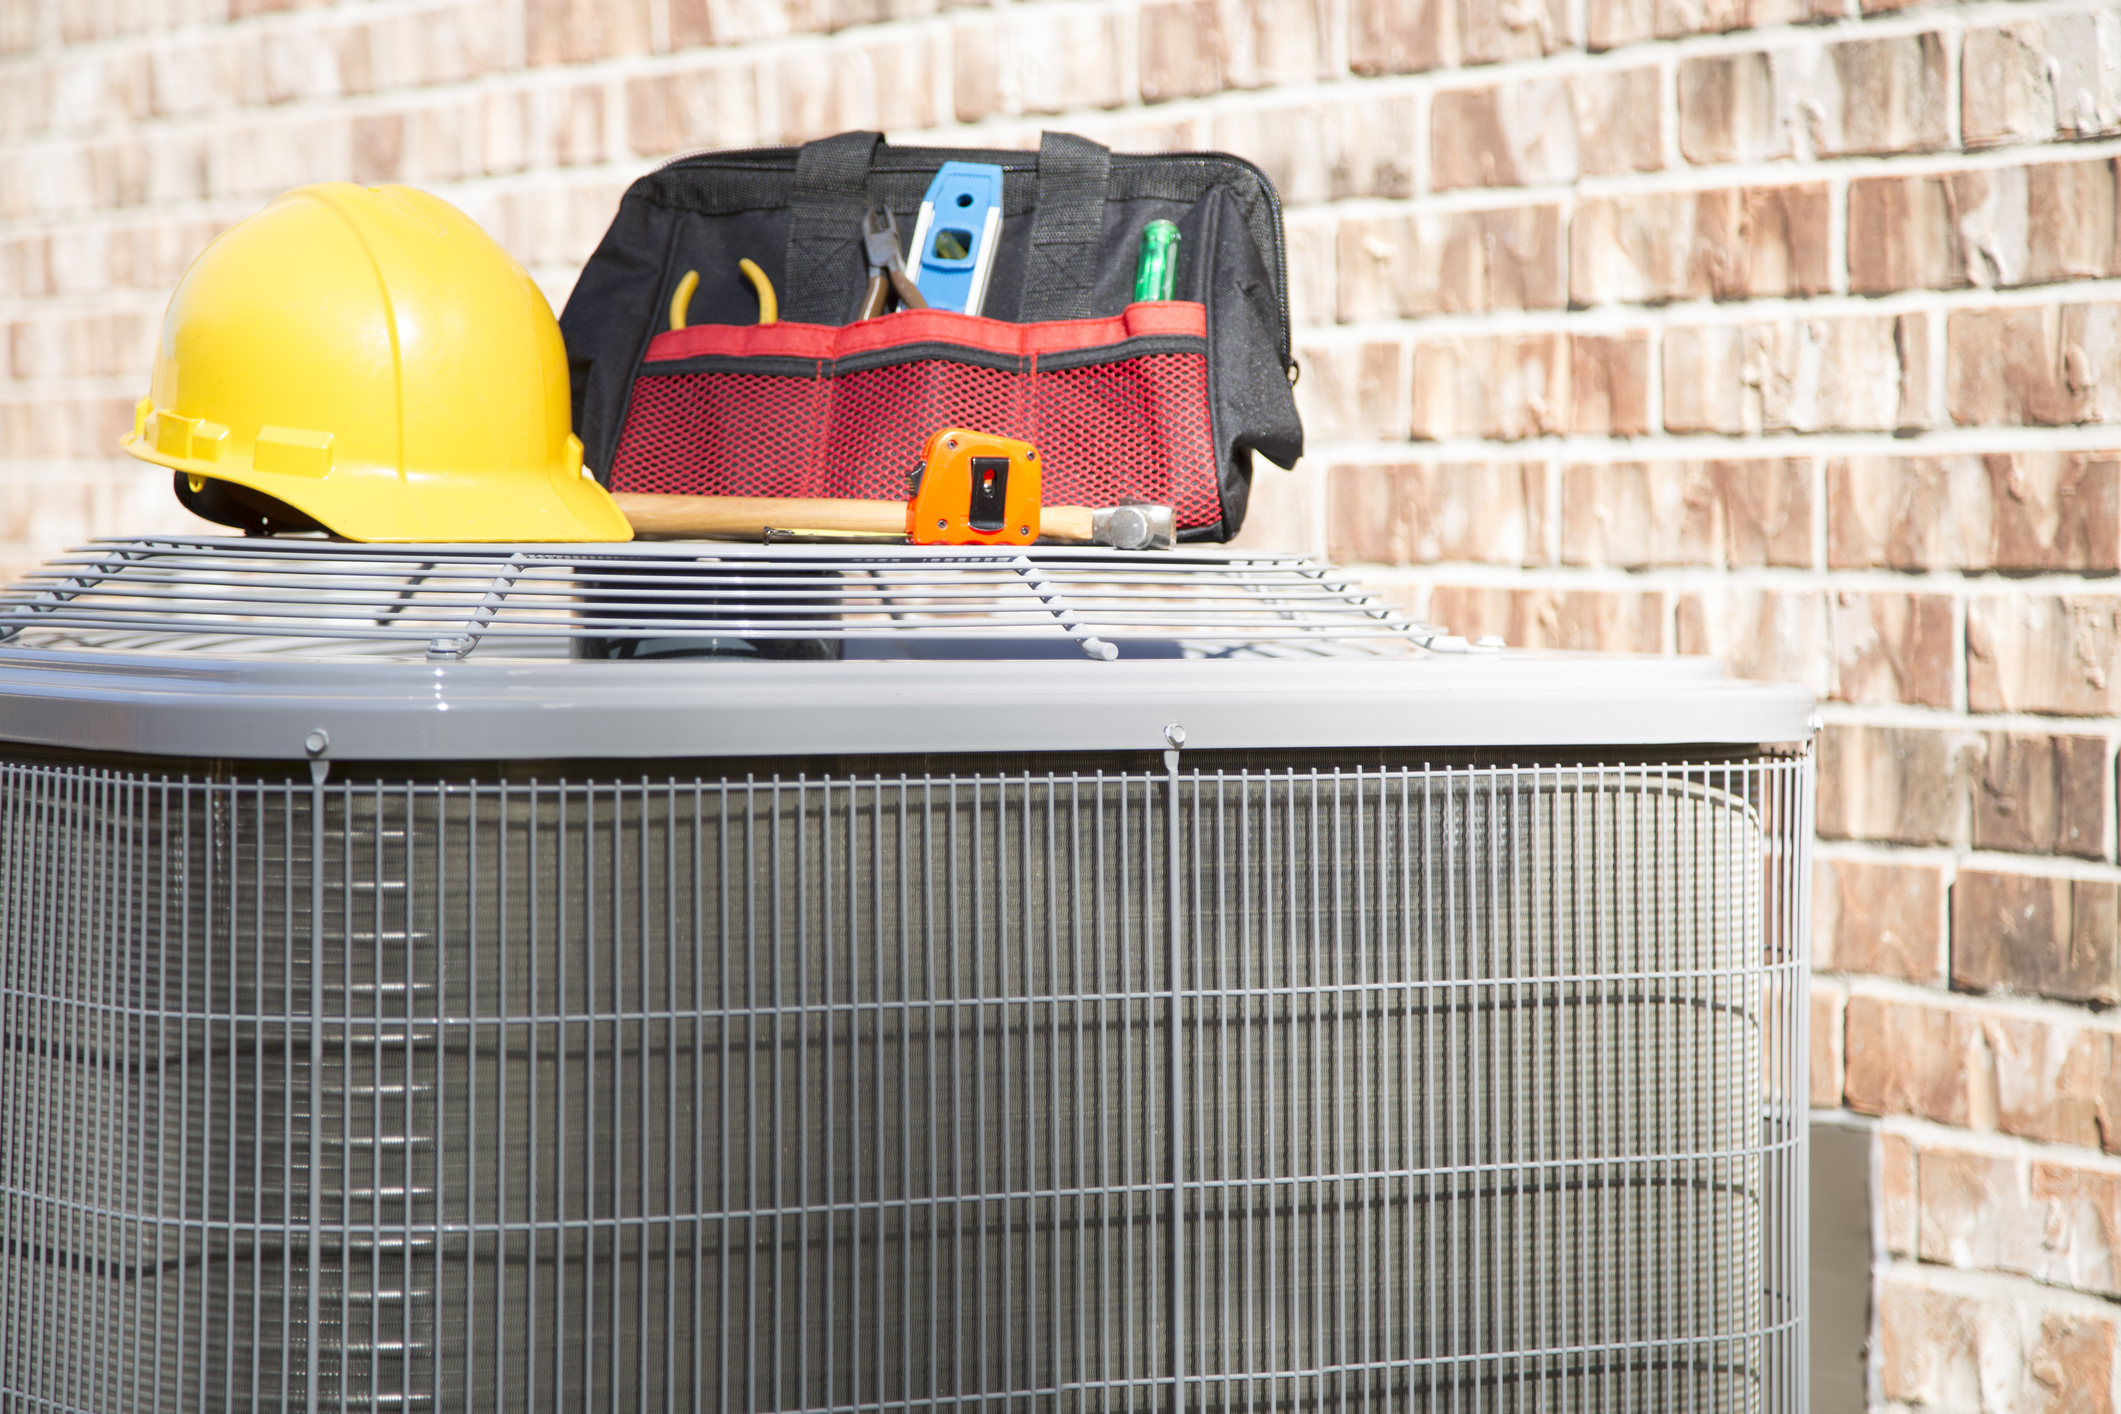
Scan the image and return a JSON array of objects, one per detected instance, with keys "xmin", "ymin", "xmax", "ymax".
[{"xmin": 858, "ymin": 205, "xmax": 928, "ymax": 320}]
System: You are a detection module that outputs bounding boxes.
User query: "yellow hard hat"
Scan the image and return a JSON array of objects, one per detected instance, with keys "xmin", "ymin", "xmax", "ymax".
[{"xmin": 123, "ymin": 182, "xmax": 632, "ymax": 543}]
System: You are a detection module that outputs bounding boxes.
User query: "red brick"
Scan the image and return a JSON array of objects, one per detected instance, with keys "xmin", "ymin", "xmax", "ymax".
[
  {"xmin": 1844, "ymin": 994, "xmax": 1989, "ymax": 1127},
  {"xmin": 669, "ymin": 0, "xmax": 713, "ymax": 48},
  {"xmin": 84, "ymin": 141, "xmax": 149, "ymax": 211},
  {"xmin": 1880, "ymin": 1270, "xmax": 2121, "ymax": 1412},
  {"xmin": 1817, "ymin": 723, "xmax": 1977, "ymax": 846},
  {"xmin": 534, "ymin": 83, "xmax": 610, "ymax": 168},
  {"xmin": 1337, "ymin": 94, "xmax": 1422, "ymax": 199},
  {"xmin": 1989, "ymin": 454, "xmax": 2121, "ymax": 572},
  {"xmin": 1226, "ymin": 463, "xmax": 1315, "ymax": 555},
  {"xmin": 1955, "ymin": 871, "xmax": 2121, "ymax": 1006},
  {"xmin": 1459, "ymin": 0, "xmax": 1567, "ymax": 64},
  {"xmin": 1720, "ymin": 459, "xmax": 1813, "ymax": 566},
  {"xmin": 1348, "ymin": 0, "xmax": 1450, "ymax": 75},
  {"xmin": 951, "ymin": 16, "xmax": 1000, "ymax": 122},
  {"xmin": 1139, "ymin": 0, "xmax": 1221, "ymax": 102},
  {"xmin": 1766, "ymin": 317, "xmax": 1907, "ymax": 430},
  {"xmin": 1294, "ymin": 341, "xmax": 1407, "ymax": 443},
  {"xmin": 826, "ymin": 34, "xmax": 940, "ymax": 134},
  {"xmin": 1569, "ymin": 333, "xmax": 1649, "ymax": 436},
  {"xmin": 525, "ymin": 0, "xmax": 649, "ymax": 65},
  {"xmin": 1570, "ymin": 67, "xmax": 1661, "ymax": 176},
  {"xmin": 1676, "ymin": 52, "xmax": 1785, "ymax": 165},
  {"xmin": 1423, "ymin": 586, "xmax": 1665, "ymax": 652},
  {"xmin": 538, "ymin": 87, "xmax": 606, "ymax": 167},
  {"xmin": 1812, "ymin": 979, "xmax": 1845, "ymax": 1108},
  {"xmin": 1849, "ymin": 175, "xmax": 1965, "ymax": 294},
  {"xmin": 0, "ymin": 236, "xmax": 49, "ymax": 300},
  {"xmin": 1012, "ymin": 11, "xmax": 1132, "ymax": 115},
  {"xmin": 351, "ymin": 114, "xmax": 402, "ymax": 184},
  {"xmin": 1917, "ymin": 1146, "xmax": 2034, "ymax": 1270},
  {"xmin": 1408, "ymin": 333, "xmax": 1567, "ymax": 441},
  {"xmin": 2029, "ymin": 160, "xmax": 2121, "ymax": 285},
  {"xmin": 0, "ymin": 3, "xmax": 32, "ymax": 53},
  {"xmin": 826, "ymin": 0, "xmax": 935, "ymax": 33},
  {"xmin": 2049, "ymin": 11, "xmax": 2121, "ymax": 138},
  {"xmin": 1870, "ymin": 999, "xmax": 2117, "ymax": 1147},
  {"xmin": 1430, "ymin": 81, "xmax": 1577, "ymax": 190},
  {"xmin": 1283, "ymin": 220, "xmax": 1334, "ymax": 329},
  {"xmin": 1851, "ymin": 164, "xmax": 2121, "ymax": 294},
  {"xmin": 1968, "ymin": 596, "xmax": 2121, "ymax": 716},
  {"xmin": 480, "ymin": 92, "xmax": 526, "ymax": 174},
  {"xmin": 1279, "ymin": 220, "xmax": 1349, "ymax": 330},
  {"xmin": 1213, "ymin": 93, "xmax": 1418, "ymax": 205},
  {"xmin": 1917, "ymin": 1147, "xmax": 2121, "ymax": 1300},
  {"xmin": 1561, "ymin": 462, "xmax": 1717, "ymax": 567},
  {"xmin": 1661, "ymin": 324, "xmax": 1747, "ymax": 433},
  {"xmin": 1895, "ymin": 312, "xmax": 1937, "ymax": 432},
  {"xmin": 0, "ymin": 64, "xmax": 50, "ymax": 137},
  {"xmin": 1426, "ymin": 69, "xmax": 1660, "ymax": 191},
  {"xmin": 1963, "ymin": 23, "xmax": 2057, "ymax": 149},
  {"xmin": 2029, "ymin": 1161, "xmax": 2121, "ymax": 1297},
  {"xmin": 629, "ymin": 67, "xmax": 760, "ymax": 157},
  {"xmin": 1816, "ymin": 33, "xmax": 1950, "ymax": 157},
  {"xmin": 1666, "ymin": 317, "xmax": 1905, "ymax": 435},
  {"xmin": 1571, "ymin": 185, "xmax": 1830, "ymax": 305},
  {"xmin": 1949, "ymin": 305, "xmax": 2121, "ymax": 428},
  {"xmin": 398, "ymin": 105, "xmax": 466, "ymax": 184},
  {"xmin": 1559, "ymin": 460, "xmax": 1811, "ymax": 568},
  {"xmin": 1815, "ymin": 858, "xmax": 1946, "ymax": 981},
  {"xmin": 1973, "ymin": 734, "xmax": 2110, "ymax": 860},
  {"xmin": 1207, "ymin": 0, "xmax": 1327, "ymax": 89},
  {"xmin": 1336, "ymin": 205, "xmax": 1563, "ymax": 320},
  {"xmin": 1325, "ymin": 462, "xmax": 1546, "ymax": 566},
  {"xmin": 1675, "ymin": 588, "xmax": 1824, "ymax": 687},
  {"xmin": 1881, "ymin": 1132, "xmax": 1916, "ymax": 1255},
  {"xmin": 1830, "ymin": 454, "xmax": 2121, "ymax": 573},
  {"xmin": 1590, "ymin": 0, "xmax": 1844, "ymax": 47},
  {"xmin": 1829, "ymin": 592, "xmax": 1954, "ymax": 708},
  {"xmin": 1949, "ymin": 166, "xmax": 2032, "ymax": 289}
]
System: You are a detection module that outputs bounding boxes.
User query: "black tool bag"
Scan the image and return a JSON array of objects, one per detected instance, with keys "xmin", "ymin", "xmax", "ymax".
[{"xmin": 559, "ymin": 131, "xmax": 1303, "ymax": 540}]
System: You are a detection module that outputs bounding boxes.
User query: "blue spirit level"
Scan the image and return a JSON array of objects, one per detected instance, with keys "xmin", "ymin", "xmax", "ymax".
[{"xmin": 906, "ymin": 161, "xmax": 1004, "ymax": 316}]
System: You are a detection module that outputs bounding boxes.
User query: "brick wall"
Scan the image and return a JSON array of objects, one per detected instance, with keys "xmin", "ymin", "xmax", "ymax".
[{"xmin": 6, "ymin": 0, "xmax": 2120, "ymax": 1406}]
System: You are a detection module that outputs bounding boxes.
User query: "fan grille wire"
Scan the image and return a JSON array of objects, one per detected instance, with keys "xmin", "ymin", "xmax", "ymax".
[{"xmin": 0, "ymin": 750, "xmax": 1810, "ymax": 1412}]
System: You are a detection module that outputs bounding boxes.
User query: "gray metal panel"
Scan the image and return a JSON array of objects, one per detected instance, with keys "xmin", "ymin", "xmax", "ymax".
[{"xmin": 0, "ymin": 650, "xmax": 1815, "ymax": 760}]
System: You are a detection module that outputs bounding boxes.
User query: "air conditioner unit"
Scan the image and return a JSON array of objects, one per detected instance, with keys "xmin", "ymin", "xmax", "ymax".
[{"xmin": 0, "ymin": 538, "xmax": 1811, "ymax": 1413}]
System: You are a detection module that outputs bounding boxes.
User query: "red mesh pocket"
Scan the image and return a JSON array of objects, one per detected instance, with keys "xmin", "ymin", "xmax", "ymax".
[
  {"xmin": 1030, "ymin": 354, "xmax": 1218, "ymax": 531},
  {"xmin": 818, "ymin": 361, "xmax": 1030, "ymax": 499},
  {"xmin": 607, "ymin": 372, "xmax": 831, "ymax": 498},
  {"xmin": 607, "ymin": 304, "xmax": 1223, "ymax": 530}
]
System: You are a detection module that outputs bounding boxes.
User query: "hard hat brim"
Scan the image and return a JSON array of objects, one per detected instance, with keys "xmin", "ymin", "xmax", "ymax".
[{"xmin": 125, "ymin": 429, "xmax": 635, "ymax": 544}]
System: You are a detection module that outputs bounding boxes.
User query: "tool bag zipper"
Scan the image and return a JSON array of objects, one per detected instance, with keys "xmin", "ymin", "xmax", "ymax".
[{"xmin": 647, "ymin": 144, "xmax": 1295, "ymax": 376}]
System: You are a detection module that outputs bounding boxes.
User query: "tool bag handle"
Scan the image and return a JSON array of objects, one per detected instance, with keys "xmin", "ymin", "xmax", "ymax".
[
  {"xmin": 778, "ymin": 130, "xmax": 1112, "ymax": 325},
  {"xmin": 781, "ymin": 130, "xmax": 885, "ymax": 325},
  {"xmin": 1019, "ymin": 132, "xmax": 1111, "ymax": 322}
]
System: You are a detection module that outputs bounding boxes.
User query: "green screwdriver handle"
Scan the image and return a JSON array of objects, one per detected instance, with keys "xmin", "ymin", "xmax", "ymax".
[{"xmin": 1133, "ymin": 220, "xmax": 1180, "ymax": 302}]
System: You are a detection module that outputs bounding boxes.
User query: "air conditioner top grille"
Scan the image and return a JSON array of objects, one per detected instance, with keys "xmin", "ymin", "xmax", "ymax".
[
  {"xmin": 0, "ymin": 536, "xmax": 1444, "ymax": 662},
  {"xmin": 0, "ymin": 536, "xmax": 1817, "ymax": 763}
]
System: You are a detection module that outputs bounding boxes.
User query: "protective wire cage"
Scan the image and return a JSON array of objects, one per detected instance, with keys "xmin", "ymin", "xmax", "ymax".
[
  {"xmin": 0, "ymin": 538, "xmax": 1451, "ymax": 663},
  {"xmin": 0, "ymin": 745, "xmax": 1810, "ymax": 1413}
]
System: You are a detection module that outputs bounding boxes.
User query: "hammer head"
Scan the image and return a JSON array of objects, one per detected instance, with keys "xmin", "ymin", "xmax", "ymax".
[{"xmin": 1090, "ymin": 503, "xmax": 1177, "ymax": 551}]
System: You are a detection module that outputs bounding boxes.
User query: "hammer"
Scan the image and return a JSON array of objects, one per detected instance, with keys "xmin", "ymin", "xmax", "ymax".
[{"xmin": 612, "ymin": 494, "xmax": 1177, "ymax": 550}]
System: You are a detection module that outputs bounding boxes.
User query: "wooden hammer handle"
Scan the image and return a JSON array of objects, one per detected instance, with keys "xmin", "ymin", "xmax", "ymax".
[
  {"xmin": 1039, "ymin": 505, "xmax": 1096, "ymax": 543},
  {"xmin": 614, "ymin": 492, "xmax": 1105, "ymax": 544},
  {"xmin": 614, "ymin": 494, "xmax": 904, "ymax": 540}
]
